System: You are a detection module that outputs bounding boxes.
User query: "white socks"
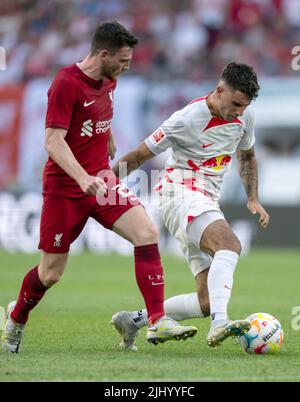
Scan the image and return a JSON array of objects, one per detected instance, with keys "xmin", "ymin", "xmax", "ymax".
[
  {"xmin": 131, "ymin": 293, "xmax": 204, "ymax": 328},
  {"xmin": 207, "ymin": 249, "xmax": 239, "ymax": 328},
  {"xmin": 164, "ymin": 293, "xmax": 205, "ymax": 321},
  {"xmin": 130, "ymin": 249, "xmax": 239, "ymax": 329}
]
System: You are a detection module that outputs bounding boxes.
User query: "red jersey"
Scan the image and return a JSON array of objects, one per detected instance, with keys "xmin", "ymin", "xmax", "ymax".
[{"xmin": 43, "ymin": 64, "xmax": 116, "ymax": 197}]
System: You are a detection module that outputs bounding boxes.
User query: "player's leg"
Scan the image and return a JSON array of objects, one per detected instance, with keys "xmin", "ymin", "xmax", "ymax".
[
  {"xmin": 112, "ymin": 270, "xmax": 209, "ymax": 331},
  {"xmin": 167, "ymin": 244, "xmax": 211, "ymax": 320},
  {"xmin": 195, "ymin": 269, "xmax": 210, "ymax": 317},
  {"xmin": 12, "ymin": 251, "xmax": 69, "ymax": 322},
  {"xmin": 112, "ymin": 205, "xmax": 198, "ymax": 345},
  {"xmin": 140, "ymin": 269, "xmax": 210, "ymax": 322},
  {"xmin": 112, "ymin": 205, "xmax": 163, "ymax": 324},
  {"xmin": 120, "ymin": 254, "xmax": 210, "ymax": 325},
  {"xmin": 38, "ymin": 251, "xmax": 69, "ymax": 287},
  {"xmin": 1, "ymin": 252, "xmax": 68, "ymax": 353},
  {"xmin": 197, "ymin": 217, "xmax": 251, "ymax": 346},
  {"xmin": 110, "ymin": 276, "xmax": 209, "ymax": 352},
  {"xmin": 122, "ymin": 219, "xmax": 213, "ymax": 330},
  {"xmin": 110, "ymin": 248, "xmax": 210, "ymax": 351},
  {"xmin": 1, "ymin": 195, "xmax": 89, "ymax": 353}
]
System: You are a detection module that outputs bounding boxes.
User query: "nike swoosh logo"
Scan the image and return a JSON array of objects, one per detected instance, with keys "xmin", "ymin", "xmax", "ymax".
[
  {"xmin": 84, "ymin": 100, "xmax": 96, "ymax": 107},
  {"xmin": 202, "ymin": 143, "xmax": 214, "ymax": 149}
]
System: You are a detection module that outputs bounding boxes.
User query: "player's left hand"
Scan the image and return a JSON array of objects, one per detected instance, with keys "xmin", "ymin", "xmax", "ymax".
[
  {"xmin": 109, "ymin": 130, "xmax": 117, "ymax": 160},
  {"xmin": 247, "ymin": 199, "xmax": 270, "ymax": 228}
]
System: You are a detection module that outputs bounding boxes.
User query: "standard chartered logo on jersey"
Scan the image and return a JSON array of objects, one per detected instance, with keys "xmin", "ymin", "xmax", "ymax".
[
  {"xmin": 80, "ymin": 119, "xmax": 111, "ymax": 137},
  {"xmin": 96, "ymin": 119, "xmax": 111, "ymax": 134}
]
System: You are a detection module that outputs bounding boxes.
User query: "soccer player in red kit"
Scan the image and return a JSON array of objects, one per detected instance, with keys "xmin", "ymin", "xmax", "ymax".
[{"xmin": 1, "ymin": 22, "xmax": 197, "ymax": 353}]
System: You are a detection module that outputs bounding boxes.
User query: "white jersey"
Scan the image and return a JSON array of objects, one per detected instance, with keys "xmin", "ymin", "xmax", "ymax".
[{"xmin": 145, "ymin": 96, "xmax": 255, "ymax": 202}]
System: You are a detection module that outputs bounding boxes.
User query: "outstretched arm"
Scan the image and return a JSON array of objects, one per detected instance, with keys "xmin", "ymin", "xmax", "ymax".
[
  {"xmin": 237, "ymin": 147, "xmax": 269, "ymax": 228},
  {"xmin": 112, "ymin": 142, "xmax": 155, "ymax": 179}
]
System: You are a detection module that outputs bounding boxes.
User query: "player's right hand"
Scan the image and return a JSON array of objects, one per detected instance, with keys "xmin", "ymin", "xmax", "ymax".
[
  {"xmin": 79, "ymin": 175, "xmax": 107, "ymax": 196},
  {"xmin": 247, "ymin": 199, "xmax": 270, "ymax": 229}
]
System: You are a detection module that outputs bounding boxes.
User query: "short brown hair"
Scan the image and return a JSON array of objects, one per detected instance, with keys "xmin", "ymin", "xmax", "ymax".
[
  {"xmin": 221, "ymin": 62, "xmax": 260, "ymax": 101},
  {"xmin": 91, "ymin": 21, "xmax": 138, "ymax": 55}
]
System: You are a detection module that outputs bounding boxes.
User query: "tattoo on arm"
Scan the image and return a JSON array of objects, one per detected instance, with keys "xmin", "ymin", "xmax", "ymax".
[{"xmin": 237, "ymin": 147, "xmax": 258, "ymax": 200}]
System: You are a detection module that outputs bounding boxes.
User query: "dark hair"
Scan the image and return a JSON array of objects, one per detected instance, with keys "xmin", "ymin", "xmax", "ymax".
[
  {"xmin": 221, "ymin": 62, "xmax": 260, "ymax": 101},
  {"xmin": 91, "ymin": 21, "xmax": 138, "ymax": 55}
]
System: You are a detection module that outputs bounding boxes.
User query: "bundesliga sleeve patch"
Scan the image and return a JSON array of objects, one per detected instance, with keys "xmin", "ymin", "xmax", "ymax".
[{"xmin": 151, "ymin": 128, "xmax": 165, "ymax": 144}]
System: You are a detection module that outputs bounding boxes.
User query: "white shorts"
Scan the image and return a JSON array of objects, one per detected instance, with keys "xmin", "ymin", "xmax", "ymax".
[{"xmin": 159, "ymin": 183, "xmax": 224, "ymax": 277}]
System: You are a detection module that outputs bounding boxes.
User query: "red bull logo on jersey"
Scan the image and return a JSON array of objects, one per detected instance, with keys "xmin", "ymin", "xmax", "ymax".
[{"xmin": 188, "ymin": 154, "xmax": 232, "ymax": 172}]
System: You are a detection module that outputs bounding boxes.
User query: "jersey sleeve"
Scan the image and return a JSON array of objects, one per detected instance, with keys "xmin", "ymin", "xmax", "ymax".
[
  {"xmin": 144, "ymin": 115, "xmax": 186, "ymax": 155},
  {"xmin": 238, "ymin": 111, "xmax": 255, "ymax": 150},
  {"xmin": 45, "ymin": 75, "xmax": 79, "ymax": 130}
]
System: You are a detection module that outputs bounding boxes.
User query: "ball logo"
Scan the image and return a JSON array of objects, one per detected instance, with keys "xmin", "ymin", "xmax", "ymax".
[{"xmin": 262, "ymin": 322, "xmax": 280, "ymax": 342}]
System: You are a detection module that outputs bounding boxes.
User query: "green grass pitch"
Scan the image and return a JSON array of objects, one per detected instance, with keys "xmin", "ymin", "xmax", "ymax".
[{"xmin": 0, "ymin": 249, "xmax": 300, "ymax": 382}]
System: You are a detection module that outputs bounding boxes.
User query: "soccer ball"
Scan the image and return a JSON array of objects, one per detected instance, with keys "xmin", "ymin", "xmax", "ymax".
[{"xmin": 239, "ymin": 312, "xmax": 284, "ymax": 354}]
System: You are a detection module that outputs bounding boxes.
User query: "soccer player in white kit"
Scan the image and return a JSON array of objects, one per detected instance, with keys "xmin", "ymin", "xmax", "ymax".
[{"xmin": 111, "ymin": 62, "xmax": 269, "ymax": 350}]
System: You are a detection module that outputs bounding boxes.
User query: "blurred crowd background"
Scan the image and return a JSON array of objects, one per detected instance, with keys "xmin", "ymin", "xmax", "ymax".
[
  {"xmin": 1, "ymin": 0, "xmax": 300, "ymax": 82},
  {"xmin": 0, "ymin": 0, "xmax": 299, "ymax": 253}
]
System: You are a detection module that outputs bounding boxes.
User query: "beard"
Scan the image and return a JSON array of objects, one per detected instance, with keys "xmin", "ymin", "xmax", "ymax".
[{"xmin": 101, "ymin": 64, "xmax": 120, "ymax": 80}]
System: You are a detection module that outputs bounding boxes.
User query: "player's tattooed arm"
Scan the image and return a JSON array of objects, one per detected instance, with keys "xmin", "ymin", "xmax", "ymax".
[
  {"xmin": 237, "ymin": 147, "xmax": 258, "ymax": 201},
  {"xmin": 113, "ymin": 142, "xmax": 155, "ymax": 179},
  {"xmin": 237, "ymin": 147, "xmax": 270, "ymax": 228}
]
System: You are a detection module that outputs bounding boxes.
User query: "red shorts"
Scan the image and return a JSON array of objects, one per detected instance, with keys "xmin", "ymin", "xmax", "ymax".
[{"xmin": 39, "ymin": 178, "xmax": 141, "ymax": 253}]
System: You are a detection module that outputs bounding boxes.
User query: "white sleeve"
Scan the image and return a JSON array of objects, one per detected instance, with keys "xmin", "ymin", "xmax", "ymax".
[
  {"xmin": 238, "ymin": 111, "xmax": 256, "ymax": 151},
  {"xmin": 144, "ymin": 115, "xmax": 186, "ymax": 155}
]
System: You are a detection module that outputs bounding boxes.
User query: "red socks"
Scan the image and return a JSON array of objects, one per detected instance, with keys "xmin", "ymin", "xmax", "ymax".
[
  {"xmin": 11, "ymin": 246, "xmax": 165, "ymax": 326},
  {"xmin": 11, "ymin": 266, "xmax": 48, "ymax": 325},
  {"xmin": 134, "ymin": 244, "xmax": 165, "ymax": 325}
]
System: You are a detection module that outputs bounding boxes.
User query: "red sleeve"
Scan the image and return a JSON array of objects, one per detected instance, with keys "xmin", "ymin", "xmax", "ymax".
[{"xmin": 45, "ymin": 74, "xmax": 79, "ymax": 130}]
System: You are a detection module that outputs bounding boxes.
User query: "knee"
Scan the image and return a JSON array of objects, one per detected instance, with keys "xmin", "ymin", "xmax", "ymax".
[
  {"xmin": 41, "ymin": 271, "xmax": 62, "ymax": 288},
  {"xmin": 229, "ymin": 237, "xmax": 242, "ymax": 255},
  {"xmin": 39, "ymin": 263, "xmax": 64, "ymax": 288},
  {"xmin": 133, "ymin": 223, "xmax": 159, "ymax": 246},
  {"xmin": 215, "ymin": 235, "xmax": 242, "ymax": 256}
]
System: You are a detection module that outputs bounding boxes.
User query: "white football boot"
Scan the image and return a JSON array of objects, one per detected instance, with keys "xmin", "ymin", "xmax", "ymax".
[
  {"xmin": 146, "ymin": 316, "xmax": 198, "ymax": 345},
  {"xmin": 1, "ymin": 301, "xmax": 25, "ymax": 354},
  {"xmin": 110, "ymin": 311, "xmax": 139, "ymax": 352},
  {"xmin": 207, "ymin": 319, "xmax": 251, "ymax": 348}
]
